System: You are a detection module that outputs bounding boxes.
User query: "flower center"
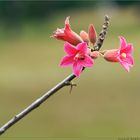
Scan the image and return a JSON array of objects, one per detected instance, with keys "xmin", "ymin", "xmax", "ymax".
[
  {"xmin": 74, "ymin": 52, "xmax": 85, "ymax": 60},
  {"xmin": 121, "ymin": 53, "xmax": 126, "ymax": 59}
]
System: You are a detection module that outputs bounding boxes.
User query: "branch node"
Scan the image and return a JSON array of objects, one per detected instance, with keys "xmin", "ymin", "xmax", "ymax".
[
  {"xmin": 65, "ymin": 81, "xmax": 77, "ymax": 93},
  {"xmin": 14, "ymin": 116, "xmax": 18, "ymax": 119}
]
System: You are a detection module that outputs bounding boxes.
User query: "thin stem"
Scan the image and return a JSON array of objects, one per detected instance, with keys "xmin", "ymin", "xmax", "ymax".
[
  {"xmin": 94, "ymin": 15, "xmax": 110, "ymax": 51},
  {"xmin": 0, "ymin": 74, "xmax": 75, "ymax": 135},
  {"xmin": 0, "ymin": 15, "xmax": 110, "ymax": 135}
]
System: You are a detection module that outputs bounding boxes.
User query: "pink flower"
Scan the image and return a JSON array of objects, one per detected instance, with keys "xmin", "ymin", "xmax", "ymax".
[
  {"xmin": 60, "ymin": 42, "xmax": 94, "ymax": 77},
  {"xmin": 104, "ymin": 36, "xmax": 134, "ymax": 72},
  {"xmin": 52, "ymin": 16, "xmax": 83, "ymax": 46}
]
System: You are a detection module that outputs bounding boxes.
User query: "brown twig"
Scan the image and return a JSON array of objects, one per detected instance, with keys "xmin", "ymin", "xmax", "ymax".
[
  {"xmin": 0, "ymin": 15, "xmax": 110, "ymax": 135},
  {"xmin": 94, "ymin": 15, "xmax": 110, "ymax": 51}
]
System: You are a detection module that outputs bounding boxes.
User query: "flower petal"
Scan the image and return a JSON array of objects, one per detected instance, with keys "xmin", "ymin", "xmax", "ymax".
[
  {"xmin": 60, "ymin": 55, "xmax": 74, "ymax": 67},
  {"xmin": 65, "ymin": 16, "xmax": 71, "ymax": 31},
  {"xmin": 73, "ymin": 62, "xmax": 83, "ymax": 77},
  {"xmin": 119, "ymin": 36, "xmax": 127, "ymax": 50},
  {"xmin": 77, "ymin": 42, "xmax": 88, "ymax": 54},
  {"xmin": 125, "ymin": 55, "xmax": 134, "ymax": 65},
  {"xmin": 119, "ymin": 61, "xmax": 131, "ymax": 72},
  {"xmin": 80, "ymin": 55, "xmax": 94, "ymax": 67},
  {"xmin": 64, "ymin": 42, "xmax": 77, "ymax": 55},
  {"xmin": 121, "ymin": 44, "xmax": 134, "ymax": 54}
]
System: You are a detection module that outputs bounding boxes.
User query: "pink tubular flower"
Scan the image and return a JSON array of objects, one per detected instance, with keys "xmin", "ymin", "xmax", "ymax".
[
  {"xmin": 52, "ymin": 16, "xmax": 83, "ymax": 46},
  {"xmin": 104, "ymin": 36, "xmax": 134, "ymax": 72},
  {"xmin": 60, "ymin": 42, "xmax": 94, "ymax": 77}
]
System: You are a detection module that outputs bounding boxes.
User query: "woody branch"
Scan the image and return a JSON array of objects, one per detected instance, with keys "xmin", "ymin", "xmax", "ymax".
[{"xmin": 0, "ymin": 15, "xmax": 110, "ymax": 135}]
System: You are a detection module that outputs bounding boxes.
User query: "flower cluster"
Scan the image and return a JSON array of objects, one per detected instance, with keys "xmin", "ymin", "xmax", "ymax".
[{"xmin": 52, "ymin": 17, "xmax": 134, "ymax": 77}]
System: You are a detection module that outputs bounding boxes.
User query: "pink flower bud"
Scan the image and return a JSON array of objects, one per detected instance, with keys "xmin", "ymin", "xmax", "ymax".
[
  {"xmin": 52, "ymin": 17, "xmax": 83, "ymax": 46},
  {"xmin": 88, "ymin": 24, "xmax": 97, "ymax": 45},
  {"xmin": 80, "ymin": 30, "xmax": 89, "ymax": 43},
  {"xmin": 89, "ymin": 50, "xmax": 100, "ymax": 59}
]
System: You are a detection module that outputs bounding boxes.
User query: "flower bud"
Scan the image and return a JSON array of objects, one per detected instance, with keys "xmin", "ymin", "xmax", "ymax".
[
  {"xmin": 88, "ymin": 24, "xmax": 97, "ymax": 45},
  {"xmin": 89, "ymin": 50, "xmax": 100, "ymax": 59},
  {"xmin": 80, "ymin": 30, "xmax": 89, "ymax": 43}
]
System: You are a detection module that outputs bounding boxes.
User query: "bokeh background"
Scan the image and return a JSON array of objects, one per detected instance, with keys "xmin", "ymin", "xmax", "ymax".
[{"xmin": 0, "ymin": 1, "xmax": 140, "ymax": 139}]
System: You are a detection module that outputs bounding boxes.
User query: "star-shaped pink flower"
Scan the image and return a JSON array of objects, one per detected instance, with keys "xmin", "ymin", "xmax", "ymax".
[
  {"xmin": 60, "ymin": 42, "xmax": 94, "ymax": 76},
  {"xmin": 117, "ymin": 36, "xmax": 134, "ymax": 72},
  {"xmin": 104, "ymin": 36, "xmax": 134, "ymax": 72}
]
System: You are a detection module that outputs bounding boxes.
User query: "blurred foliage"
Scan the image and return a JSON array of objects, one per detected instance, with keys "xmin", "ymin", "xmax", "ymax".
[
  {"xmin": 0, "ymin": 1, "xmax": 139, "ymax": 23},
  {"xmin": 0, "ymin": 1, "xmax": 96, "ymax": 23}
]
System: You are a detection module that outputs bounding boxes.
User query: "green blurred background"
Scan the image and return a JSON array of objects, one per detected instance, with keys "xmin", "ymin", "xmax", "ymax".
[{"xmin": 0, "ymin": 1, "xmax": 140, "ymax": 139}]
